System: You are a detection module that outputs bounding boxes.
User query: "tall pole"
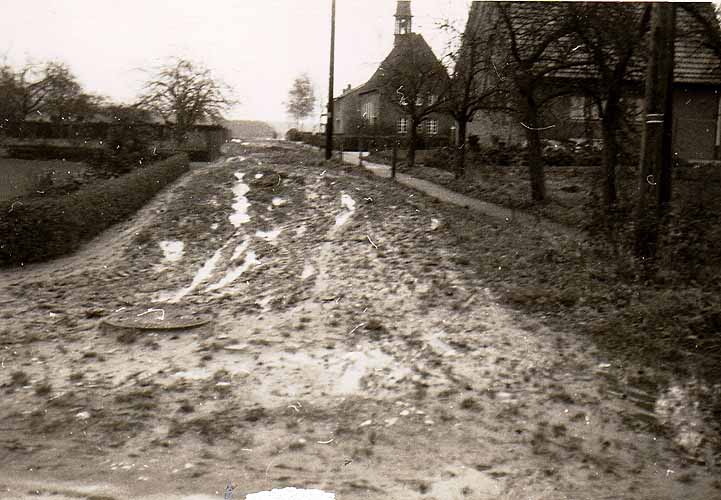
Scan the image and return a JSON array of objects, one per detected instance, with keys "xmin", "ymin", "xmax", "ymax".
[
  {"xmin": 635, "ymin": 2, "xmax": 675, "ymax": 259},
  {"xmin": 325, "ymin": 0, "xmax": 336, "ymax": 160}
]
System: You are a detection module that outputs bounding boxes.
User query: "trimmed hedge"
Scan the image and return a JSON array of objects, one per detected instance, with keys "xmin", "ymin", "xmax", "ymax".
[
  {"xmin": 6, "ymin": 144, "xmax": 107, "ymax": 163},
  {"xmin": 0, "ymin": 153, "xmax": 189, "ymax": 266},
  {"xmin": 292, "ymin": 132, "xmax": 451, "ymax": 152}
]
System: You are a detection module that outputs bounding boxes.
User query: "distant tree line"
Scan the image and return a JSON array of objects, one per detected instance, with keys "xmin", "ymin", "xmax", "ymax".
[{"xmin": 0, "ymin": 57, "xmax": 236, "ymax": 147}]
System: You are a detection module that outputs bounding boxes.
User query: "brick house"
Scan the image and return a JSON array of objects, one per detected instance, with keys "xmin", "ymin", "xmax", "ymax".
[
  {"xmin": 333, "ymin": 1, "xmax": 453, "ymax": 143},
  {"xmin": 465, "ymin": 1, "xmax": 721, "ymax": 162}
]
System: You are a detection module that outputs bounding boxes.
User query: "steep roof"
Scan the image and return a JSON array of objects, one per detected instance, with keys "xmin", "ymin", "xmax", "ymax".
[
  {"xmin": 675, "ymin": 4, "xmax": 721, "ymax": 84},
  {"xmin": 364, "ymin": 33, "xmax": 445, "ymax": 91},
  {"xmin": 395, "ymin": 1, "xmax": 412, "ymax": 18},
  {"xmin": 472, "ymin": 1, "xmax": 721, "ymax": 86},
  {"xmin": 334, "ymin": 32, "xmax": 444, "ymax": 103}
]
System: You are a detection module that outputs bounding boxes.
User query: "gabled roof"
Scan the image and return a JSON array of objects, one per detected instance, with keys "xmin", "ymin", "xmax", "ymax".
[
  {"xmin": 473, "ymin": 1, "xmax": 721, "ymax": 86},
  {"xmin": 675, "ymin": 4, "xmax": 721, "ymax": 84},
  {"xmin": 334, "ymin": 33, "xmax": 444, "ymax": 102},
  {"xmin": 364, "ymin": 33, "xmax": 445, "ymax": 91}
]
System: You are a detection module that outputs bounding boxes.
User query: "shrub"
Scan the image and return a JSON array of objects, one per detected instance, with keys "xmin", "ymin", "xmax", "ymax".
[
  {"xmin": 285, "ymin": 128, "xmax": 302, "ymax": 141},
  {"xmin": 0, "ymin": 154, "xmax": 189, "ymax": 266},
  {"xmin": 6, "ymin": 144, "xmax": 106, "ymax": 163},
  {"xmin": 423, "ymin": 147, "xmax": 455, "ymax": 171},
  {"xmin": 467, "ymin": 135, "xmax": 481, "ymax": 152},
  {"xmin": 102, "ymin": 123, "xmax": 154, "ymax": 175}
]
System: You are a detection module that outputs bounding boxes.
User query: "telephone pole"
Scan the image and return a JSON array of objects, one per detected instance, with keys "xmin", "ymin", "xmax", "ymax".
[
  {"xmin": 635, "ymin": 2, "xmax": 675, "ymax": 259},
  {"xmin": 325, "ymin": 0, "xmax": 336, "ymax": 160}
]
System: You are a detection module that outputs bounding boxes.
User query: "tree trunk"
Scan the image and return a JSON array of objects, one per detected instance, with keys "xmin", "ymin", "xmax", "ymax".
[
  {"xmin": 407, "ymin": 117, "xmax": 418, "ymax": 169},
  {"xmin": 601, "ymin": 97, "xmax": 620, "ymax": 209},
  {"xmin": 455, "ymin": 119, "xmax": 468, "ymax": 179},
  {"xmin": 524, "ymin": 99, "xmax": 546, "ymax": 202}
]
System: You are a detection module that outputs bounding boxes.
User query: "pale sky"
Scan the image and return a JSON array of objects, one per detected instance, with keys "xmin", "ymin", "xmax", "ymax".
[{"xmin": 1, "ymin": 1, "xmax": 471, "ymax": 125}]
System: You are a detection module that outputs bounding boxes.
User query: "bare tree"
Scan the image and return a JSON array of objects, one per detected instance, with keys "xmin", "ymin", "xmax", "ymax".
[
  {"xmin": 0, "ymin": 61, "xmax": 96, "ymax": 122},
  {"xmin": 285, "ymin": 74, "xmax": 316, "ymax": 130},
  {"xmin": 568, "ymin": 2, "xmax": 652, "ymax": 210},
  {"xmin": 137, "ymin": 58, "xmax": 235, "ymax": 144},
  {"xmin": 443, "ymin": 3, "xmax": 504, "ymax": 179},
  {"xmin": 379, "ymin": 39, "xmax": 449, "ymax": 169},
  {"xmin": 490, "ymin": 3, "xmax": 588, "ymax": 202}
]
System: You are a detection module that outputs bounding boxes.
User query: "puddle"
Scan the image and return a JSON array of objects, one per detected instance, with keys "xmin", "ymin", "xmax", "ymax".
[
  {"xmin": 231, "ymin": 240, "xmax": 250, "ymax": 261},
  {"xmin": 245, "ymin": 488, "xmax": 335, "ymax": 500},
  {"xmin": 431, "ymin": 218, "xmax": 441, "ymax": 230},
  {"xmin": 334, "ymin": 193, "xmax": 356, "ymax": 226},
  {"xmin": 655, "ymin": 380, "xmax": 710, "ymax": 456},
  {"xmin": 172, "ymin": 368, "xmax": 212, "ymax": 380},
  {"xmin": 230, "ymin": 172, "xmax": 251, "ymax": 226},
  {"xmin": 428, "ymin": 332, "xmax": 457, "ymax": 357},
  {"xmin": 271, "ymin": 197, "xmax": 287, "ymax": 206},
  {"xmin": 341, "ymin": 193, "xmax": 356, "ymax": 211},
  {"xmin": 210, "ymin": 223, "xmax": 219, "ymax": 230},
  {"xmin": 159, "ymin": 241, "xmax": 184, "ymax": 262},
  {"xmin": 207, "ymin": 251, "xmax": 259, "ymax": 292},
  {"xmin": 336, "ymin": 350, "xmax": 405, "ymax": 393},
  {"xmin": 295, "ymin": 225, "xmax": 307, "ymax": 236},
  {"xmin": 301, "ymin": 263, "xmax": 315, "ymax": 280},
  {"xmin": 256, "ymin": 346, "xmax": 410, "ymax": 397},
  {"xmin": 157, "ymin": 249, "xmax": 223, "ymax": 302},
  {"xmin": 427, "ymin": 465, "xmax": 501, "ymax": 499},
  {"xmin": 172, "ymin": 345, "xmax": 410, "ymax": 401},
  {"xmin": 335, "ymin": 212, "xmax": 353, "ymax": 226},
  {"xmin": 255, "ymin": 173, "xmax": 264, "ymax": 179},
  {"xmin": 255, "ymin": 228, "xmax": 282, "ymax": 242},
  {"xmin": 226, "ymin": 155, "xmax": 247, "ymax": 163}
]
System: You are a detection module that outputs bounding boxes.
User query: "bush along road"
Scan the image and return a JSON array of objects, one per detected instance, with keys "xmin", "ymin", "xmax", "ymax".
[{"xmin": 0, "ymin": 141, "xmax": 719, "ymax": 500}]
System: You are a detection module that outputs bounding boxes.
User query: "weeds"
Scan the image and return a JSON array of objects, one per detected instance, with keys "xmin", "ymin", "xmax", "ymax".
[
  {"xmin": 34, "ymin": 381, "xmax": 52, "ymax": 396},
  {"xmin": 10, "ymin": 370, "xmax": 30, "ymax": 387}
]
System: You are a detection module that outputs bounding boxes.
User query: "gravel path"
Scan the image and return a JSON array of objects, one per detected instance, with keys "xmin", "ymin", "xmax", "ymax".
[{"xmin": 341, "ymin": 151, "xmax": 583, "ymax": 240}]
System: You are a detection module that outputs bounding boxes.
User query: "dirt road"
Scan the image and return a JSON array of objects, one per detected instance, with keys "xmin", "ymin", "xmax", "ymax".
[{"xmin": 0, "ymin": 142, "xmax": 718, "ymax": 499}]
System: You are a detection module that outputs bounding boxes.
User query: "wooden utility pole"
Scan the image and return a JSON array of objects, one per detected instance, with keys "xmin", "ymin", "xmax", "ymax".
[
  {"xmin": 324, "ymin": 0, "xmax": 336, "ymax": 160},
  {"xmin": 635, "ymin": 2, "xmax": 675, "ymax": 259}
]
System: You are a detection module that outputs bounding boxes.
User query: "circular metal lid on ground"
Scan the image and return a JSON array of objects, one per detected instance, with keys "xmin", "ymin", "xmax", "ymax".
[{"xmin": 102, "ymin": 305, "xmax": 213, "ymax": 330}]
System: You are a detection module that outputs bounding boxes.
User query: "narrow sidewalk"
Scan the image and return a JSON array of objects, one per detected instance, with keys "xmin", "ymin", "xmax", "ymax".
[{"xmin": 341, "ymin": 151, "xmax": 582, "ymax": 240}]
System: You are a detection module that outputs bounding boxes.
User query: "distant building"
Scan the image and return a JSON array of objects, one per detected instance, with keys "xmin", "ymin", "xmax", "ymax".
[
  {"xmin": 464, "ymin": 1, "xmax": 721, "ymax": 161},
  {"xmin": 333, "ymin": 0, "xmax": 453, "ymax": 141}
]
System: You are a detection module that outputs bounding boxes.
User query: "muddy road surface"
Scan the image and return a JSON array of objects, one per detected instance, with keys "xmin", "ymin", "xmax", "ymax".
[{"xmin": 0, "ymin": 142, "xmax": 719, "ymax": 499}]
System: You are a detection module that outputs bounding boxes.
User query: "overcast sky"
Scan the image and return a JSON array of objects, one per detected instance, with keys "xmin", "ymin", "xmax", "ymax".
[{"xmin": 1, "ymin": 0, "xmax": 471, "ymax": 124}]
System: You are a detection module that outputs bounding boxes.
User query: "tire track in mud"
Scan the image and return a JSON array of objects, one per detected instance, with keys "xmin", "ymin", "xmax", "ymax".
[{"xmin": 1, "ymin": 143, "xmax": 720, "ymax": 500}]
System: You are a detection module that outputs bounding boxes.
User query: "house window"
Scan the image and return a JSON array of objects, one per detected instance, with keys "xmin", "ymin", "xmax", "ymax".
[
  {"xmin": 397, "ymin": 117, "xmax": 409, "ymax": 134},
  {"xmin": 428, "ymin": 95, "xmax": 437, "ymax": 106},
  {"xmin": 362, "ymin": 101, "xmax": 376, "ymax": 125},
  {"xmin": 569, "ymin": 96, "xmax": 600, "ymax": 121},
  {"xmin": 427, "ymin": 119, "xmax": 439, "ymax": 135},
  {"xmin": 569, "ymin": 96, "xmax": 585, "ymax": 120}
]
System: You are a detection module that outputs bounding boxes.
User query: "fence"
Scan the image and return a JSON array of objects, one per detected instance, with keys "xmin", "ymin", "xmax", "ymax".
[{"xmin": 287, "ymin": 130, "xmax": 451, "ymax": 152}]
